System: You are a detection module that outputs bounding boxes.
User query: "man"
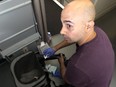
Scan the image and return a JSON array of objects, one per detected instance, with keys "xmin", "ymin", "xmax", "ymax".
[{"xmin": 44, "ymin": 0, "xmax": 115, "ymax": 87}]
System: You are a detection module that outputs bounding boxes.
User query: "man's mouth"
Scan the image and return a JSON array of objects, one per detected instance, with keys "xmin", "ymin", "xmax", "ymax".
[{"xmin": 64, "ymin": 36, "xmax": 69, "ymax": 40}]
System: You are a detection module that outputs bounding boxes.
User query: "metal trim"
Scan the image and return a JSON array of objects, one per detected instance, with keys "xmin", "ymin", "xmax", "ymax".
[{"xmin": 0, "ymin": 0, "xmax": 31, "ymax": 15}]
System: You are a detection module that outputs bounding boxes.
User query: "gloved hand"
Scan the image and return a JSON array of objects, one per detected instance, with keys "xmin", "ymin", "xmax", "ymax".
[{"xmin": 43, "ymin": 48, "xmax": 55, "ymax": 58}]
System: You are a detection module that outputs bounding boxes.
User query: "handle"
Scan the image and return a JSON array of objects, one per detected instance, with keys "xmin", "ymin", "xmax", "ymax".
[{"xmin": 45, "ymin": 53, "xmax": 66, "ymax": 60}]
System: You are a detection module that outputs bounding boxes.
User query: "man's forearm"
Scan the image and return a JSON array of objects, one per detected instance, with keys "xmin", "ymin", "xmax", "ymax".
[
  {"xmin": 59, "ymin": 61, "xmax": 66, "ymax": 79},
  {"xmin": 54, "ymin": 40, "xmax": 74, "ymax": 52},
  {"xmin": 58, "ymin": 54, "xmax": 67, "ymax": 82}
]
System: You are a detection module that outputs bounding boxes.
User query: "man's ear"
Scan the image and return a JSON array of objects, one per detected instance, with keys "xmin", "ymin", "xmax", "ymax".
[{"xmin": 86, "ymin": 20, "xmax": 94, "ymax": 30}]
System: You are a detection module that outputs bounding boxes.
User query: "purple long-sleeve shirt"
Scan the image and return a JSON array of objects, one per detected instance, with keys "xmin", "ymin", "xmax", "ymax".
[{"xmin": 65, "ymin": 26, "xmax": 115, "ymax": 87}]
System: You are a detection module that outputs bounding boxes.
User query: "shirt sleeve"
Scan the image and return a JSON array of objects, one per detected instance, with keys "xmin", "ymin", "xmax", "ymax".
[{"xmin": 65, "ymin": 64, "xmax": 90, "ymax": 87}]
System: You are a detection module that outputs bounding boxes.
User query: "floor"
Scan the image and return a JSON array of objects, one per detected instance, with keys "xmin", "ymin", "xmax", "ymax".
[
  {"xmin": 0, "ymin": 7, "xmax": 116, "ymax": 87},
  {"xmin": 0, "ymin": 61, "xmax": 16, "ymax": 87}
]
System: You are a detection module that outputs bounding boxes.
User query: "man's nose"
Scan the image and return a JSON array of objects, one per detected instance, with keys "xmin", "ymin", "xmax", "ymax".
[{"xmin": 60, "ymin": 27, "xmax": 66, "ymax": 35}]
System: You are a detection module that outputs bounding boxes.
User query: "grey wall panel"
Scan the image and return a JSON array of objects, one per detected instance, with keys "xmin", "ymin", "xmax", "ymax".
[
  {"xmin": 0, "ymin": 26, "xmax": 36, "ymax": 50},
  {"xmin": 0, "ymin": 0, "xmax": 38, "ymax": 50},
  {"xmin": 0, "ymin": 1, "xmax": 34, "ymax": 42},
  {"xmin": 0, "ymin": 0, "xmax": 40, "ymax": 58}
]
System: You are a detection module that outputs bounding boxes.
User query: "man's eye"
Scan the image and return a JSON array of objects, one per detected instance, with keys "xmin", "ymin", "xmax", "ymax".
[{"xmin": 66, "ymin": 24, "xmax": 72, "ymax": 29}]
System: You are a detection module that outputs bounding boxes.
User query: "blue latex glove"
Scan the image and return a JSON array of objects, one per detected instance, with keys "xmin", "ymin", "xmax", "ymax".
[
  {"xmin": 43, "ymin": 48, "xmax": 55, "ymax": 58},
  {"xmin": 52, "ymin": 69, "xmax": 61, "ymax": 78}
]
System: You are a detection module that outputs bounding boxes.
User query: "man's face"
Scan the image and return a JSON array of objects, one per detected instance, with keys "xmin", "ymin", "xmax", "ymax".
[{"xmin": 60, "ymin": 9, "xmax": 86, "ymax": 43}]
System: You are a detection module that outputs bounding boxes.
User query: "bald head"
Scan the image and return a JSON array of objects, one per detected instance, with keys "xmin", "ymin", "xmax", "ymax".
[
  {"xmin": 62, "ymin": 0, "xmax": 96, "ymax": 21},
  {"xmin": 60, "ymin": 0, "xmax": 96, "ymax": 45}
]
